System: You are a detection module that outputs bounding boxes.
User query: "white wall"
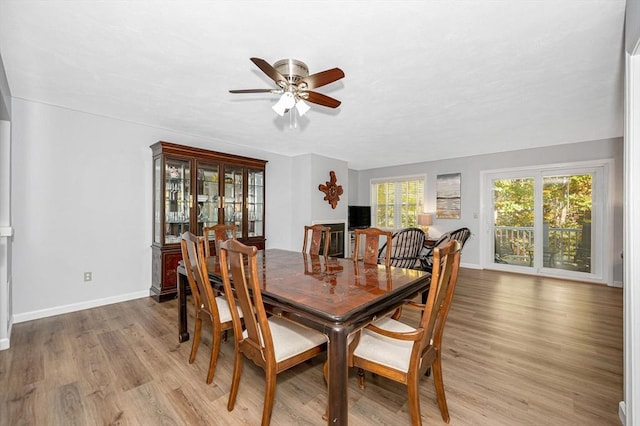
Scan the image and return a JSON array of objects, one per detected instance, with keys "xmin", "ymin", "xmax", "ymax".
[
  {"xmin": 263, "ymin": 154, "xmax": 292, "ymax": 251},
  {"xmin": 10, "ymin": 98, "xmax": 294, "ymax": 320},
  {"xmin": 627, "ymin": 0, "xmax": 640, "ymax": 55},
  {"xmin": 288, "ymin": 153, "xmax": 348, "ymax": 252},
  {"xmin": 352, "ymin": 137, "xmax": 624, "ymax": 282},
  {"xmin": 348, "ymin": 169, "xmax": 358, "ymax": 205},
  {"xmin": 289, "ymin": 154, "xmax": 313, "ymax": 251},
  {"xmin": 0, "ymin": 52, "xmax": 10, "ymax": 120}
]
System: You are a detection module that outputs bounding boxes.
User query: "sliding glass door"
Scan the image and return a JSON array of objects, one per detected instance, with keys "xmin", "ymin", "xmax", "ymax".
[
  {"xmin": 485, "ymin": 161, "xmax": 609, "ymax": 282},
  {"xmin": 542, "ymin": 173, "xmax": 593, "ymax": 273},
  {"xmin": 493, "ymin": 176, "xmax": 535, "ymax": 267}
]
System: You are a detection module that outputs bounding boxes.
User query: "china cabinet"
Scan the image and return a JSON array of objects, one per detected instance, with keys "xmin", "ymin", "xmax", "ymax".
[{"xmin": 150, "ymin": 141, "xmax": 267, "ymax": 302}]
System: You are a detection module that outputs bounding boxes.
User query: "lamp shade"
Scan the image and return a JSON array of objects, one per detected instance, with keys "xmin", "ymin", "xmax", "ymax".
[
  {"xmin": 418, "ymin": 213, "xmax": 433, "ymax": 226},
  {"xmin": 295, "ymin": 99, "xmax": 311, "ymax": 116},
  {"xmin": 272, "ymin": 92, "xmax": 296, "ymax": 116}
]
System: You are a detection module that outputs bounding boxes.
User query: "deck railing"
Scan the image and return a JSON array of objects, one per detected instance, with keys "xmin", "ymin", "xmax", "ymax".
[{"xmin": 495, "ymin": 225, "xmax": 589, "ymax": 268}]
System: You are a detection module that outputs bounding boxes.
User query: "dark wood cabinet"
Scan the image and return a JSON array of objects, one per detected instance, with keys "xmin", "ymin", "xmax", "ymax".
[{"xmin": 150, "ymin": 141, "xmax": 267, "ymax": 302}]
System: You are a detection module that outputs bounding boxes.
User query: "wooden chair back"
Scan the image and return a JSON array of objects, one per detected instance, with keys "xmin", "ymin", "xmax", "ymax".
[
  {"xmin": 353, "ymin": 227, "xmax": 392, "ymax": 266},
  {"xmin": 181, "ymin": 231, "xmax": 235, "ymax": 383},
  {"xmin": 419, "ymin": 240, "xmax": 461, "ymax": 353},
  {"xmin": 218, "ymin": 238, "xmax": 327, "ymax": 425},
  {"xmin": 218, "ymin": 238, "xmax": 273, "ymax": 365},
  {"xmin": 349, "ymin": 239, "xmax": 462, "ymax": 425},
  {"xmin": 181, "ymin": 232, "xmax": 216, "ymax": 313},
  {"xmin": 203, "ymin": 224, "xmax": 237, "ymax": 257},
  {"xmin": 302, "ymin": 224, "xmax": 331, "ymax": 257}
]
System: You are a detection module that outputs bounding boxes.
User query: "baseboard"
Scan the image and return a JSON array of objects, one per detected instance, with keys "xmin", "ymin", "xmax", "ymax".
[
  {"xmin": 460, "ymin": 262, "xmax": 482, "ymax": 270},
  {"xmin": 619, "ymin": 400, "xmax": 626, "ymax": 425},
  {"xmin": 0, "ymin": 314, "xmax": 12, "ymax": 350},
  {"xmin": 612, "ymin": 280, "xmax": 623, "ymax": 288},
  {"xmin": 12, "ymin": 290, "xmax": 149, "ymax": 324}
]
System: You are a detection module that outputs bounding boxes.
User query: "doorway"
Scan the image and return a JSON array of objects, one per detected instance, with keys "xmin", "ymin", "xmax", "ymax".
[{"xmin": 483, "ymin": 161, "xmax": 611, "ymax": 283}]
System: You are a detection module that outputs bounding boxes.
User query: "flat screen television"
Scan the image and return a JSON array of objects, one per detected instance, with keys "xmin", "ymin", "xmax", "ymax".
[{"xmin": 348, "ymin": 205, "xmax": 371, "ymax": 230}]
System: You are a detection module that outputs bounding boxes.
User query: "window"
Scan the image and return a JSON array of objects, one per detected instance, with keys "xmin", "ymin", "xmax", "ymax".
[{"xmin": 371, "ymin": 176, "xmax": 425, "ymax": 229}]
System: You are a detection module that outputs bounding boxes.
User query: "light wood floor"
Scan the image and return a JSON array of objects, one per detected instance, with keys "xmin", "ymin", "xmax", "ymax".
[{"xmin": 0, "ymin": 268, "xmax": 623, "ymax": 425}]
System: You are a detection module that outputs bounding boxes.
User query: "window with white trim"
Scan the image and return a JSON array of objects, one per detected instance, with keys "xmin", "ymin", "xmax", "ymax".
[{"xmin": 371, "ymin": 176, "xmax": 425, "ymax": 230}]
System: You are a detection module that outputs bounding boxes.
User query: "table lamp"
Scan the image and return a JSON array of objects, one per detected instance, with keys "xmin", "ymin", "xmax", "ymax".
[{"xmin": 417, "ymin": 213, "xmax": 433, "ymax": 237}]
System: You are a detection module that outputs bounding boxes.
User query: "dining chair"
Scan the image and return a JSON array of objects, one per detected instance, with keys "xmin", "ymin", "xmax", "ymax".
[
  {"xmin": 420, "ymin": 227, "xmax": 469, "ymax": 303},
  {"xmin": 348, "ymin": 239, "xmax": 462, "ymax": 425},
  {"xmin": 421, "ymin": 227, "xmax": 470, "ymax": 272},
  {"xmin": 203, "ymin": 224, "xmax": 237, "ymax": 257},
  {"xmin": 180, "ymin": 231, "xmax": 242, "ymax": 384},
  {"xmin": 379, "ymin": 227, "xmax": 426, "ymax": 269},
  {"xmin": 218, "ymin": 238, "xmax": 328, "ymax": 426},
  {"xmin": 302, "ymin": 224, "xmax": 331, "ymax": 257},
  {"xmin": 353, "ymin": 227, "xmax": 393, "ymax": 267}
]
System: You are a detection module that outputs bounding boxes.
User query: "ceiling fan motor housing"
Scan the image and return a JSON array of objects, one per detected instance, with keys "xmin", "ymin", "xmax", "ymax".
[{"xmin": 273, "ymin": 59, "xmax": 309, "ymax": 85}]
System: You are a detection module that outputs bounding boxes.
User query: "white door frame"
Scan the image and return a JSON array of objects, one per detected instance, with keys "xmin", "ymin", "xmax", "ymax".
[
  {"xmin": 622, "ymin": 49, "xmax": 640, "ymax": 426},
  {"xmin": 480, "ymin": 160, "xmax": 613, "ymax": 285},
  {"xmin": 0, "ymin": 120, "xmax": 11, "ymax": 350}
]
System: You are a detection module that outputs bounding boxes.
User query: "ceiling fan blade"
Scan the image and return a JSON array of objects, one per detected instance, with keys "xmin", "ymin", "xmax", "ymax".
[
  {"xmin": 299, "ymin": 68, "xmax": 345, "ymax": 90},
  {"xmin": 250, "ymin": 57, "xmax": 288, "ymax": 87},
  {"xmin": 229, "ymin": 89, "xmax": 278, "ymax": 94},
  {"xmin": 303, "ymin": 91, "xmax": 342, "ymax": 108}
]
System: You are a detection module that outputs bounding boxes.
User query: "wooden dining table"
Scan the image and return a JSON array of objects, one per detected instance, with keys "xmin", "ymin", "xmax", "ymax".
[{"xmin": 176, "ymin": 248, "xmax": 431, "ymax": 425}]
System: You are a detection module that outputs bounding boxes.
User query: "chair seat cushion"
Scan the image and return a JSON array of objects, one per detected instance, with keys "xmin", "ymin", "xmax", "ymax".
[
  {"xmin": 353, "ymin": 316, "xmax": 415, "ymax": 373},
  {"xmin": 242, "ymin": 316, "xmax": 327, "ymax": 363},
  {"xmin": 215, "ymin": 295, "xmax": 243, "ymax": 323},
  {"xmin": 267, "ymin": 316, "xmax": 327, "ymax": 362}
]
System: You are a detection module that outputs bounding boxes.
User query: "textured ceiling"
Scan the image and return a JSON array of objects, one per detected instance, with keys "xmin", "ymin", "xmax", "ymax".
[{"xmin": 0, "ymin": 1, "xmax": 626, "ymax": 170}]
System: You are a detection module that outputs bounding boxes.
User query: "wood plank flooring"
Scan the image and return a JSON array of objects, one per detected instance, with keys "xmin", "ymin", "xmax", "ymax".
[{"xmin": 0, "ymin": 268, "xmax": 623, "ymax": 425}]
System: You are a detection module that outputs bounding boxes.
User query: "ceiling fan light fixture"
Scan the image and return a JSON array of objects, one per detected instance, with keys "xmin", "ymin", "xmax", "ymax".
[
  {"xmin": 272, "ymin": 92, "xmax": 296, "ymax": 116},
  {"xmin": 295, "ymin": 99, "xmax": 311, "ymax": 116}
]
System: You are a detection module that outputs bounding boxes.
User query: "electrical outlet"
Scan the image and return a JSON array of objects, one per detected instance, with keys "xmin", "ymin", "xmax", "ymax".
[{"xmin": 84, "ymin": 272, "xmax": 92, "ymax": 282}]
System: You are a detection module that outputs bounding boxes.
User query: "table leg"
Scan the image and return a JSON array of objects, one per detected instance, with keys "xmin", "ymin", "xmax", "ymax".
[
  {"xmin": 327, "ymin": 325, "xmax": 348, "ymax": 425},
  {"xmin": 177, "ymin": 270, "xmax": 190, "ymax": 343}
]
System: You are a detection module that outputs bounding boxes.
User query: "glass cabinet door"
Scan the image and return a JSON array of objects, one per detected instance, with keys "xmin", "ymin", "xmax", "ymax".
[
  {"xmin": 196, "ymin": 161, "xmax": 219, "ymax": 237},
  {"xmin": 223, "ymin": 165, "xmax": 243, "ymax": 238},
  {"xmin": 248, "ymin": 168, "xmax": 265, "ymax": 237},
  {"xmin": 165, "ymin": 158, "xmax": 191, "ymax": 244}
]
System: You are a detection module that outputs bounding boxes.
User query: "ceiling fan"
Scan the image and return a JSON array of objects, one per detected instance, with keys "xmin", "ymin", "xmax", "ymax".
[{"xmin": 229, "ymin": 58, "xmax": 345, "ymax": 116}]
